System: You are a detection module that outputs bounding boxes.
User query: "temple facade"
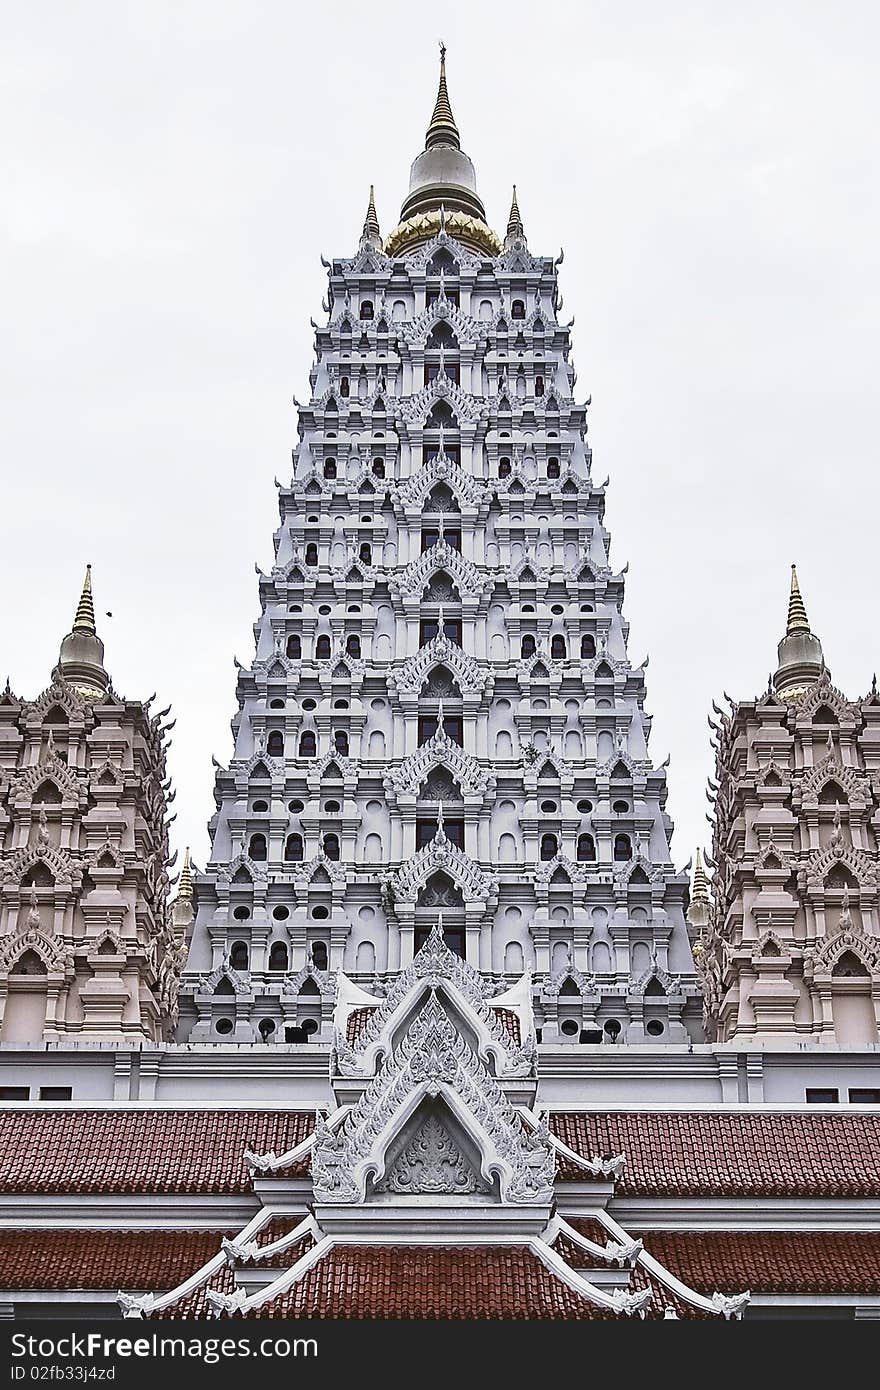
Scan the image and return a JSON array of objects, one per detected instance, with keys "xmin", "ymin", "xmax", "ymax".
[
  {"xmin": 1, "ymin": 50, "xmax": 879, "ymax": 1323},
  {"xmin": 177, "ymin": 49, "xmax": 702, "ymax": 1047},
  {"xmin": 0, "ymin": 568, "xmax": 180, "ymax": 1043},
  {"xmin": 699, "ymin": 568, "xmax": 880, "ymax": 1046}
]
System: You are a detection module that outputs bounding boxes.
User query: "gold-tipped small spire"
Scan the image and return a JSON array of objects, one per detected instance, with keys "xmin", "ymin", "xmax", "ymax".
[
  {"xmin": 73, "ymin": 564, "xmax": 97, "ymax": 636},
  {"xmin": 786, "ymin": 564, "xmax": 810, "ymax": 635},
  {"xmin": 692, "ymin": 848, "xmax": 710, "ymax": 902},
  {"xmin": 362, "ymin": 184, "xmax": 381, "ymax": 242},
  {"xmin": 426, "ymin": 42, "xmax": 460, "ymax": 150},
  {"xmin": 506, "ymin": 185, "xmax": 525, "ymax": 241},
  {"xmin": 177, "ymin": 847, "xmax": 193, "ymax": 901}
]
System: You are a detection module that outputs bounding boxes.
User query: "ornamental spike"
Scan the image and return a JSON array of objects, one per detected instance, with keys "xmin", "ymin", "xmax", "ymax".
[{"xmin": 426, "ymin": 42, "xmax": 460, "ymax": 150}]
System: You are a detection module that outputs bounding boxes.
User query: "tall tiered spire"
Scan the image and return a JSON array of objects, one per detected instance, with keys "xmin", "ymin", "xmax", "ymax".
[
  {"xmin": 73, "ymin": 564, "xmax": 97, "ymax": 634},
  {"xmin": 360, "ymin": 185, "xmax": 382, "ymax": 250},
  {"xmin": 52, "ymin": 564, "xmax": 110, "ymax": 698},
  {"xmin": 386, "ymin": 45, "xmax": 499, "ymax": 256},
  {"xmin": 786, "ymin": 564, "xmax": 810, "ymax": 634},
  {"xmin": 692, "ymin": 848, "xmax": 709, "ymax": 903},
  {"xmin": 505, "ymin": 185, "xmax": 525, "ymax": 246},
  {"xmin": 425, "ymin": 43, "xmax": 460, "ymax": 150},
  {"xmin": 177, "ymin": 848, "xmax": 193, "ymax": 902},
  {"xmin": 773, "ymin": 563, "xmax": 825, "ymax": 699}
]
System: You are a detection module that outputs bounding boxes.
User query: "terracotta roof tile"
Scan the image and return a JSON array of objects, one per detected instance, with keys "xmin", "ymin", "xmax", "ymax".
[
  {"xmin": 245, "ymin": 1245, "xmax": 620, "ymax": 1319},
  {"xmin": 0, "ymin": 1110, "xmax": 314, "ymax": 1194},
  {"xmin": 0, "ymin": 1230, "xmax": 231, "ymax": 1291},
  {"xmin": 551, "ymin": 1111, "xmax": 880, "ymax": 1197},
  {"xmin": 345, "ymin": 1007, "xmax": 378, "ymax": 1044},
  {"xmin": 491, "ymin": 1007, "xmax": 521, "ymax": 1044},
  {"xmin": 644, "ymin": 1231, "xmax": 880, "ymax": 1296}
]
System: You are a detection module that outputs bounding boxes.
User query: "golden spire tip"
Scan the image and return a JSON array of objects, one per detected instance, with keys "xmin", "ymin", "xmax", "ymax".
[
  {"xmin": 506, "ymin": 183, "xmax": 525, "ymax": 241},
  {"xmin": 426, "ymin": 41, "xmax": 460, "ymax": 151},
  {"xmin": 72, "ymin": 563, "xmax": 97, "ymax": 636},
  {"xmin": 786, "ymin": 563, "xmax": 810, "ymax": 636}
]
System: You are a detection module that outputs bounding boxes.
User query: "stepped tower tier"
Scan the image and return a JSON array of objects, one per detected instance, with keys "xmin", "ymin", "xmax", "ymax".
[
  {"xmin": 0, "ymin": 569, "xmax": 180, "ymax": 1041},
  {"xmin": 177, "ymin": 51, "xmax": 702, "ymax": 1046},
  {"xmin": 702, "ymin": 568, "xmax": 880, "ymax": 1044}
]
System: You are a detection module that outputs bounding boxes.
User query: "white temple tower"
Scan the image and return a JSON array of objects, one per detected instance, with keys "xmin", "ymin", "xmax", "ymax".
[{"xmin": 178, "ymin": 51, "xmax": 702, "ymax": 1045}]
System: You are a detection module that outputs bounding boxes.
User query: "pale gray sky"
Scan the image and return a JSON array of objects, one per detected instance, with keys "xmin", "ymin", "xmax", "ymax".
[{"xmin": 2, "ymin": 2, "xmax": 878, "ymax": 878}]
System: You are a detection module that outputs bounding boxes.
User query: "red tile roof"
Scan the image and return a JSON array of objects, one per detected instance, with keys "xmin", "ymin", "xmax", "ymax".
[
  {"xmin": 551, "ymin": 1111, "xmax": 880, "ymax": 1197},
  {"xmin": 0, "ymin": 1230, "xmax": 231, "ymax": 1290},
  {"xmin": 242, "ymin": 1245, "xmax": 622, "ymax": 1319},
  {"xmin": 491, "ymin": 1007, "xmax": 521, "ymax": 1044},
  {"xmin": 3, "ymin": 1108, "xmax": 879, "ymax": 1200},
  {"xmin": 345, "ymin": 1007, "xmax": 378, "ymax": 1044},
  {"xmin": 0, "ymin": 1110, "xmax": 314, "ymax": 1194},
  {"xmin": 645, "ymin": 1231, "xmax": 880, "ymax": 1297},
  {"xmin": 5, "ymin": 1228, "xmax": 878, "ymax": 1311}
]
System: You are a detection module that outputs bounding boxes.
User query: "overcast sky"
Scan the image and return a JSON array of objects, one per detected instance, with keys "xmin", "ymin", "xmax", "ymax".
[{"xmin": 2, "ymin": 2, "xmax": 878, "ymax": 881}]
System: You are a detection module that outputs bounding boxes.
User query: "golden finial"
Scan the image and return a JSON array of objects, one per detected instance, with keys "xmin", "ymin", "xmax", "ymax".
[
  {"xmin": 786, "ymin": 564, "xmax": 810, "ymax": 635},
  {"xmin": 72, "ymin": 564, "xmax": 97, "ymax": 636},
  {"xmin": 506, "ymin": 185, "xmax": 525, "ymax": 241},
  {"xmin": 362, "ymin": 184, "xmax": 381, "ymax": 242},
  {"xmin": 177, "ymin": 847, "xmax": 193, "ymax": 901},
  {"xmin": 692, "ymin": 847, "xmax": 710, "ymax": 902},
  {"xmin": 426, "ymin": 41, "xmax": 460, "ymax": 150}
]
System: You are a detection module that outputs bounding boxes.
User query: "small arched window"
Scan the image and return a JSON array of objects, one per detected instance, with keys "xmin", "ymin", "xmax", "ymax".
[
  {"xmin": 551, "ymin": 635, "xmax": 566, "ymax": 660},
  {"xmin": 511, "ymin": 299, "xmax": 525, "ymax": 320},
  {"xmin": 540, "ymin": 833, "xmax": 558, "ymax": 861},
  {"xmin": 580, "ymin": 634, "xmax": 596, "ymax": 659},
  {"xmin": 498, "ymin": 457, "xmax": 511, "ymax": 478},
  {"xmin": 360, "ymin": 300, "xmax": 374, "ymax": 320},
  {"xmin": 305, "ymin": 543, "xmax": 318, "ymax": 565},
  {"xmin": 334, "ymin": 730, "xmax": 349, "ymax": 755},
  {"xmin": 535, "ymin": 375, "xmax": 545, "ymax": 396},
  {"xmin": 547, "ymin": 457, "xmax": 560, "ymax": 478},
  {"xmin": 299, "ymin": 731, "xmax": 316, "ymax": 758},
  {"xmin": 323, "ymin": 833, "xmax": 340, "ymax": 861},
  {"xmin": 339, "ymin": 378, "xmax": 349, "ymax": 398},
  {"xmin": 266, "ymin": 731, "xmax": 284, "ymax": 758},
  {"xmin": 269, "ymin": 942, "xmax": 289, "ymax": 971},
  {"xmin": 577, "ymin": 833, "xmax": 596, "ymax": 862},
  {"xmin": 521, "ymin": 634, "xmax": 536, "ymax": 659},
  {"xmin": 286, "ymin": 634, "xmax": 301, "ymax": 659},
  {"xmin": 230, "ymin": 942, "xmax": 249, "ymax": 970},
  {"xmin": 323, "ymin": 458, "xmax": 337, "ymax": 478},
  {"xmin": 372, "ymin": 458, "xmax": 385, "ymax": 478},
  {"xmin": 346, "ymin": 634, "xmax": 361, "ymax": 658},
  {"xmin": 249, "ymin": 833, "xmax": 267, "ymax": 862},
  {"xmin": 315, "ymin": 635, "xmax": 331, "ymax": 660},
  {"xmin": 311, "ymin": 941, "xmax": 328, "ymax": 971},
  {"xmin": 358, "ymin": 542, "xmax": 372, "ymax": 564},
  {"xmin": 284, "ymin": 832, "xmax": 304, "ymax": 862},
  {"xmin": 613, "ymin": 833, "xmax": 632, "ymax": 862}
]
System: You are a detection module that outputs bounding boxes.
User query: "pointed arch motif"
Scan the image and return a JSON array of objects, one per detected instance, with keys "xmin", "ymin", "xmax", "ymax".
[
  {"xmin": 392, "ymin": 456, "xmax": 484, "ymax": 512},
  {"xmin": 218, "ymin": 853, "xmax": 267, "ymax": 887},
  {"xmin": 291, "ymin": 853, "xmax": 347, "ymax": 888},
  {"xmin": 394, "ymin": 374, "xmax": 486, "ymax": 427},
  {"xmin": 807, "ymin": 842, "xmax": 877, "ymax": 892},
  {"xmin": 400, "ymin": 296, "xmax": 484, "ymax": 348},
  {"xmin": 13, "ymin": 754, "xmax": 81, "ymax": 804},
  {"xmin": 534, "ymin": 854, "xmax": 586, "ymax": 887},
  {"xmin": 805, "ymin": 929, "xmax": 880, "ymax": 979},
  {"xmin": 0, "ymin": 926, "xmax": 73, "ymax": 976},
  {"xmin": 387, "ymin": 635, "xmax": 489, "ymax": 698},
  {"xmin": 385, "ymin": 729, "xmax": 494, "ymax": 800},
  {"xmin": 313, "ymin": 992, "xmax": 553, "ymax": 1206},
  {"xmin": 390, "ymin": 541, "xmax": 492, "ymax": 600},
  {"xmin": 0, "ymin": 842, "xmax": 76, "ymax": 888},
  {"xmin": 25, "ymin": 683, "xmax": 85, "ymax": 724},
  {"xmin": 386, "ymin": 836, "xmax": 496, "ymax": 906}
]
